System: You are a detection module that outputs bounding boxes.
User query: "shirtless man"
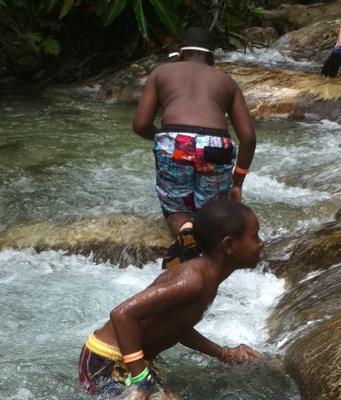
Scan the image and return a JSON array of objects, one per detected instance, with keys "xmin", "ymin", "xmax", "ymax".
[
  {"xmin": 79, "ymin": 199, "xmax": 263, "ymax": 399},
  {"xmin": 132, "ymin": 27, "xmax": 256, "ymax": 269}
]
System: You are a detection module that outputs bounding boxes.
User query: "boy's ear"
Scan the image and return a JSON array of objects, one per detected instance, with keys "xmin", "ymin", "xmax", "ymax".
[{"xmin": 221, "ymin": 236, "xmax": 234, "ymax": 255}]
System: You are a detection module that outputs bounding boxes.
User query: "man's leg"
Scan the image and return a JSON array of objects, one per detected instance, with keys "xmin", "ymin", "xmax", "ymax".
[
  {"xmin": 166, "ymin": 212, "xmax": 192, "ymax": 236},
  {"xmin": 162, "ymin": 214, "xmax": 200, "ymax": 269},
  {"xmin": 321, "ymin": 23, "xmax": 341, "ymax": 78}
]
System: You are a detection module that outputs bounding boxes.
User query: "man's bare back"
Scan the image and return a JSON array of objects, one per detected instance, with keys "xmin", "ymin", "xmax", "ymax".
[
  {"xmin": 153, "ymin": 61, "xmax": 235, "ymax": 129},
  {"xmin": 133, "ymin": 44, "xmax": 255, "ymax": 241}
]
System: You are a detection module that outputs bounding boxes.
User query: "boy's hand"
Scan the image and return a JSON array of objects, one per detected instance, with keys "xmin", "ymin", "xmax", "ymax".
[
  {"xmin": 219, "ymin": 344, "xmax": 262, "ymax": 364},
  {"xmin": 128, "ymin": 387, "xmax": 153, "ymax": 400},
  {"xmin": 128, "ymin": 387, "xmax": 176, "ymax": 400}
]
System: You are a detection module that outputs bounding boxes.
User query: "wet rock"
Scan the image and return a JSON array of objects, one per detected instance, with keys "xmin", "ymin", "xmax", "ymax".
[
  {"xmin": 0, "ymin": 214, "xmax": 172, "ymax": 267},
  {"xmin": 220, "ymin": 64, "xmax": 341, "ymax": 123},
  {"xmin": 285, "ymin": 316, "xmax": 341, "ymax": 400},
  {"xmin": 274, "ymin": 19, "xmax": 341, "ymax": 63},
  {"xmin": 267, "ymin": 218, "xmax": 341, "ymax": 283},
  {"xmin": 242, "ymin": 26, "xmax": 279, "ymax": 46},
  {"xmin": 261, "ymin": 1, "xmax": 341, "ymax": 33},
  {"xmin": 266, "ymin": 215, "xmax": 341, "ymax": 400},
  {"xmin": 43, "ymin": 60, "xmax": 341, "ymax": 123}
]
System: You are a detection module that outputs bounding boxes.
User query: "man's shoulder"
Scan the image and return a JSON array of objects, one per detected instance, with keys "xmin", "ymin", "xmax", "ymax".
[{"xmin": 153, "ymin": 62, "xmax": 178, "ymax": 72}]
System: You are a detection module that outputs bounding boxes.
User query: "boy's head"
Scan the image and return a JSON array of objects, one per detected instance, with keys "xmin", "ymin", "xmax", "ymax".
[
  {"xmin": 193, "ymin": 199, "xmax": 263, "ymax": 268},
  {"xmin": 180, "ymin": 27, "xmax": 215, "ymax": 65}
]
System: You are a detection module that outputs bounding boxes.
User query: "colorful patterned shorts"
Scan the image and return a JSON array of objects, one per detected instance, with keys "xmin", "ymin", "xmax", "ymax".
[
  {"xmin": 154, "ymin": 125, "xmax": 236, "ymax": 217},
  {"xmin": 79, "ymin": 333, "xmax": 162, "ymax": 396}
]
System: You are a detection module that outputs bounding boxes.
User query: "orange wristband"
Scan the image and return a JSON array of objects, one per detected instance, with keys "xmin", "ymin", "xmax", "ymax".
[
  {"xmin": 123, "ymin": 350, "xmax": 144, "ymax": 364},
  {"xmin": 234, "ymin": 166, "xmax": 249, "ymax": 175}
]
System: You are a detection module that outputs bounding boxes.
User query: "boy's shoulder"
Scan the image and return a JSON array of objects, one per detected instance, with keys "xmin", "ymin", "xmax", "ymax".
[{"xmin": 173, "ymin": 257, "xmax": 210, "ymax": 285}]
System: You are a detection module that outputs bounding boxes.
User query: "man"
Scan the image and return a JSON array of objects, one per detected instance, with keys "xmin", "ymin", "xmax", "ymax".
[
  {"xmin": 133, "ymin": 27, "xmax": 256, "ymax": 268},
  {"xmin": 321, "ymin": 22, "xmax": 341, "ymax": 78},
  {"xmin": 79, "ymin": 199, "xmax": 263, "ymax": 399}
]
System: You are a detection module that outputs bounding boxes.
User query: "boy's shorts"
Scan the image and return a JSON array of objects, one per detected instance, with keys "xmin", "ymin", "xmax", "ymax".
[
  {"xmin": 79, "ymin": 333, "xmax": 162, "ymax": 396},
  {"xmin": 154, "ymin": 125, "xmax": 236, "ymax": 217}
]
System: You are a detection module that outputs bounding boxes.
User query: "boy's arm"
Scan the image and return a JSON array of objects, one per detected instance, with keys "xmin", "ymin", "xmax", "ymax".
[
  {"xmin": 111, "ymin": 270, "xmax": 204, "ymax": 376},
  {"xmin": 180, "ymin": 328, "xmax": 261, "ymax": 363},
  {"xmin": 226, "ymin": 80, "xmax": 256, "ymax": 202},
  {"xmin": 180, "ymin": 328, "xmax": 224, "ymax": 359},
  {"xmin": 132, "ymin": 70, "xmax": 159, "ymax": 140}
]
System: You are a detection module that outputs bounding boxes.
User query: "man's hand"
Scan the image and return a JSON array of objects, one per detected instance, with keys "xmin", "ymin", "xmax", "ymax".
[
  {"xmin": 219, "ymin": 344, "xmax": 262, "ymax": 364},
  {"xmin": 228, "ymin": 186, "xmax": 242, "ymax": 203}
]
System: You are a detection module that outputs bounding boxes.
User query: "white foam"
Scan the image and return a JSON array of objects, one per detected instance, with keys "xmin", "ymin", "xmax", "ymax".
[
  {"xmin": 244, "ymin": 173, "xmax": 331, "ymax": 205},
  {"xmin": 216, "ymin": 47, "xmax": 318, "ymax": 70}
]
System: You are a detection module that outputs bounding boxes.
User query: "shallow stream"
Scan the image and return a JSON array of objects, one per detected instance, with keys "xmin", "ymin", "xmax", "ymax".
[{"xmin": 0, "ymin": 95, "xmax": 340, "ymax": 400}]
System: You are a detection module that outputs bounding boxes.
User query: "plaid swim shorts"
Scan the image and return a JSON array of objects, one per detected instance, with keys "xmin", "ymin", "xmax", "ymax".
[{"xmin": 153, "ymin": 124, "xmax": 236, "ymax": 217}]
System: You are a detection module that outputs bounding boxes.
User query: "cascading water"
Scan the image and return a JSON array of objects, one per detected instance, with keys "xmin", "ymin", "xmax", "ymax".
[{"xmin": 0, "ymin": 95, "xmax": 340, "ymax": 399}]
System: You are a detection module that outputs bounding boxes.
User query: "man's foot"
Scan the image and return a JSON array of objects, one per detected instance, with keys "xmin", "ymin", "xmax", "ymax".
[{"xmin": 162, "ymin": 228, "xmax": 201, "ymax": 269}]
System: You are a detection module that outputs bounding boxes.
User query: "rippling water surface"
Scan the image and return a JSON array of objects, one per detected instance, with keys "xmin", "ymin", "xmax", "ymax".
[{"xmin": 1, "ymin": 94, "xmax": 340, "ymax": 399}]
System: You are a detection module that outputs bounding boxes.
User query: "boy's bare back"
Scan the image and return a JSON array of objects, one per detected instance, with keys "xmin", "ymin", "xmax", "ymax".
[{"xmin": 96, "ymin": 256, "xmax": 220, "ymax": 359}]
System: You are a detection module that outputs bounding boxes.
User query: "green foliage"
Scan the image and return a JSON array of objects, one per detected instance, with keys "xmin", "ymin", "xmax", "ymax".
[
  {"xmin": 55, "ymin": 0, "xmax": 179, "ymax": 40},
  {"xmin": 0, "ymin": 0, "xmax": 279, "ymax": 81},
  {"xmin": 0, "ymin": 0, "xmax": 62, "ymax": 75},
  {"xmin": 97, "ymin": 0, "xmax": 126, "ymax": 26},
  {"xmin": 59, "ymin": 0, "xmax": 76, "ymax": 19},
  {"xmin": 134, "ymin": 0, "xmax": 149, "ymax": 40},
  {"xmin": 150, "ymin": 0, "xmax": 178, "ymax": 34}
]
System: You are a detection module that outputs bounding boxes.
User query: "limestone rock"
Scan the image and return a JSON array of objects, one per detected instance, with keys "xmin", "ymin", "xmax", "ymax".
[
  {"xmin": 267, "ymin": 219, "xmax": 341, "ymax": 283},
  {"xmin": 285, "ymin": 316, "xmax": 341, "ymax": 400},
  {"xmin": 0, "ymin": 214, "xmax": 172, "ymax": 267}
]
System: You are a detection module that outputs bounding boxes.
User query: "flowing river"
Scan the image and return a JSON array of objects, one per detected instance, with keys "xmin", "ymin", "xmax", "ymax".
[{"xmin": 0, "ymin": 94, "xmax": 340, "ymax": 400}]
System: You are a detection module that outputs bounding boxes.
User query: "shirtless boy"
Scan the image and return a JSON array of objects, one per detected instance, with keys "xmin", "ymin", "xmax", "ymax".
[
  {"xmin": 133, "ymin": 27, "xmax": 256, "ymax": 268},
  {"xmin": 79, "ymin": 199, "xmax": 263, "ymax": 398}
]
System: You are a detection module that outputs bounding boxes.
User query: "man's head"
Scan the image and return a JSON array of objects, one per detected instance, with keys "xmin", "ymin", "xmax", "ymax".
[
  {"xmin": 179, "ymin": 27, "xmax": 216, "ymax": 65},
  {"xmin": 193, "ymin": 199, "xmax": 263, "ymax": 268}
]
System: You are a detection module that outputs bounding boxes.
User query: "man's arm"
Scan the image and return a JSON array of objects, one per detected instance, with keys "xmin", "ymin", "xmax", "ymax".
[
  {"xmin": 180, "ymin": 328, "xmax": 261, "ymax": 363},
  {"xmin": 226, "ymin": 80, "xmax": 256, "ymax": 201},
  {"xmin": 132, "ymin": 70, "xmax": 159, "ymax": 140},
  {"xmin": 110, "ymin": 270, "xmax": 204, "ymax": 376}
]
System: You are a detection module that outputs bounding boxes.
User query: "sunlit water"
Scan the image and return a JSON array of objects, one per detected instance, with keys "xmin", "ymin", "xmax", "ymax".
[
  {"xmin": 215, "ymin": 45, "xmax": 321, "ymax": 72},
  {"xmin": 1, "ymin": 95, "xmax": 340, "ymax": 399},
  {"xmin": 0, "ymin": 249, "xmax": 294, "ymax": 400}
]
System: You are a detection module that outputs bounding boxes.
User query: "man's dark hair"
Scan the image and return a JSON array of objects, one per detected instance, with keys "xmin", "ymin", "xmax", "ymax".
[
  {"xmin": 181, "ymin": 27, "xmax": 216, "ymax": 52},
  {"xmin": 193, "ymin": 199, "xmax": 254, "ymax": 254}
]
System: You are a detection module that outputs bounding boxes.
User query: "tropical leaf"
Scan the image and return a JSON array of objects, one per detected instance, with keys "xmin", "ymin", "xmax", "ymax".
[
  {"xmin": 23, "ymin": 32, "xmax": 43, "ymax": 52},
  {"xmin": 150, "ymin": 0, "xmax": 178, "ymax": 34},
  {"xmin": 42, "ymin": 36, "xmax": 61, "ymax": 56},
  {"xmin": 134, "ymin": 0, "xmax": 149, "ymax": 40},
  {"xmin": 103, "ymin": 0, "xmax": 127, "ymax": 26},
  {"xmin": 47, "ymin": 0, "xmax": 60, "ymax": 13},
  {"xmin": 252, "ymin": 7, "xmax": 265, "ymax": 16},
  {"xmin": 0, "ymin": 0, "xmax": 7, "ymax": 8},
  {"xmin": 59, "ymin": 0, "xmax": 76, "ymax": 19}
]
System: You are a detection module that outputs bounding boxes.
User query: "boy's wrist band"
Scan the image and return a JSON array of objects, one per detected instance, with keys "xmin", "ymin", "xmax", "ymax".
[
  {"xmin": 123, "ymin": 350, "xmax": 144, "ymax": 363},
  {"xmin": 125, "ymin": 367, "xmax": 150, "ymax": 386},
  {"xmin": 234, "ymin": 166, "xmax": 249, "ymax": 175}
]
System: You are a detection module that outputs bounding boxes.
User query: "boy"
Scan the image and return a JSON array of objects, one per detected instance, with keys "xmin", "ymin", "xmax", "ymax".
[
  {"xmin": 79, "ymin": 199, "xmax": 263, "ymax": 399},
  {"xmin": 132, "ymin": 27, "xmax": 256, "ymax": 269}
]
